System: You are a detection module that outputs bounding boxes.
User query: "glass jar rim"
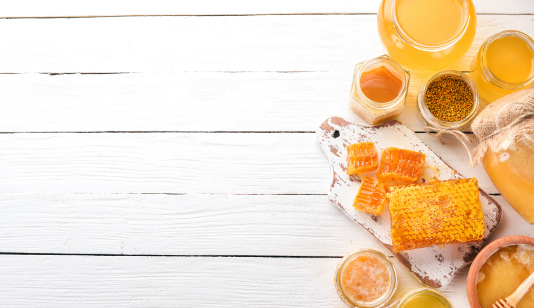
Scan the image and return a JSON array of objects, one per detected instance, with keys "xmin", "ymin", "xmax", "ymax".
[
  {"xmin": 353, "ymin": 55, "xmax": 410, "ymax": 110},
  {"xmin": 397, "ymin": 288, "xmax": 452, "ymax": 308},
  {"xmin": 478, "ymin": 30, "xmax": 534, "ymax": 90},
  {"xmin": 334, "ymin": 249, "xmax": 398, "ymax": 308},
  {"xmin": 392, "ymin": 0, "xmax": 471, "ymax": 51},
  {"xmin": 418, "ymin": 70, "xmax": 480, "ymax": 130}
]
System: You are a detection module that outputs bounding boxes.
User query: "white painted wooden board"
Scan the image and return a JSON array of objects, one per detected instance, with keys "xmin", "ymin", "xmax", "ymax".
[
  {"xmin": 0, "ymin": 0, "xmax": 531, "ymax": 17},
  {"xmin": 317, "ymin": 118, "xmax": 501, "ymax": 288},
  {"xmin": 0, "ymin": 132, "xmax": 499, "ymax": 194},
  {"xmin": 0, "ymin": 16, "xmax": 530, "ymax": 73}
]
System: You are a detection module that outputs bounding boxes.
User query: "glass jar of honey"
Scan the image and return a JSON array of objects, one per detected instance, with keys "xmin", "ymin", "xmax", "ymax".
[
  {"xmin": 396, "ymin": 288, "xmax": 451, "ymax": 308},
  {"xmin": 335, "ymin": 249, "xmax": 397, "ymax": 308},
  {"xmin": 469, "ymin": 31, "xmax": 534, "ymax": 103},
  {"xmin": 349, "ymin": 55, "xmax": 410, "ymax": 125},
  {"xmin": 377, "ymin": 0, "xmax": 476, "ymax": 71},
  {"xmin": 483, "ymin": 132, "xmax": 534, "ymax": 224}
]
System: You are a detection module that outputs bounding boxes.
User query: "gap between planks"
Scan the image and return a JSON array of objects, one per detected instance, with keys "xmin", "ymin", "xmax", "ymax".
[
  {"xmin": 0, "ymin": 13, "xmax": 532, "ymax": 19},
  {"xmin": 0, "ymin": 252, "xmax": 345, "ymax": 258},
  {"xmin": 0, "ymin": 131, "xmax": 472, "ymax": 133}
]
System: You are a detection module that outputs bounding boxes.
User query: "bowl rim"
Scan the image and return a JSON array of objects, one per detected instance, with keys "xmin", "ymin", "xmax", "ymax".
[{"xmin": 466, "ymin": 235, "xmax": 534, "ymax": 308}]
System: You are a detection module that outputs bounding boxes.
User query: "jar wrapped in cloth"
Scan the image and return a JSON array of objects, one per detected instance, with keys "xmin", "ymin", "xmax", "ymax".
[{"xmin": 471, "ymin": 89, "xmax": 534, "ymax": 224}]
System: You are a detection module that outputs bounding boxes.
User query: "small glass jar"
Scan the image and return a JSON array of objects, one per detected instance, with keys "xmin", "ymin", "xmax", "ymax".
[
  {"xmin": 335, "ymin": 249, "xmax": 397, "ymax": 308},
  {"xmin": 417, "ymin": 70, "xmax": 479, "ymax": 130},
  {"xmin": 469, "ymin": 31, "xmax": 534, "ymax": 103},
  {"xmin": 396, "ymin": 288, "xmax": 451, "ymax": 308},
  {"xmin": 377, "ymin": 0, "xmax": 476, "ymax": 71},
  {"xmin": 349, "ymin": 55, "xmax": 410, "ymax": 125}
]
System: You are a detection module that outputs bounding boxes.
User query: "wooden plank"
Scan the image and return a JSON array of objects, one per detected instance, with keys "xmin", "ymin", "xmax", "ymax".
[
  {"xmin": 0, "ymin": 0, "xmax": 532, "ymax": 17},
  {"xmin": 4, "ymin": 230, "xmax": 534, "ymax": 308},
  {"xmin": 0, "ymin": 194, "xmax": 527, "ymax": 258},
  {"xmin": 0, "ymin": 72, "xmax": 423, "ymax": 132},
  {"xmin": 0, "ymin": 132, "xmax": 498, "ymax": 194},
  {"xmin": 0, "ymin": 72, "xmax": 530, "ymax": 133},
  {"xmin": 0, "ymin": 192, "xmax": 528, "ymax": 307},
  {"xmin": 0, "ymin": 194, "xmax": 379, "ymax": 255},
  {"xmin": 0, "ymin": 253, "xmax": 427, "ymax": 307},
  {"xmin": 0, "ymin": 196, "xmax": 528, "ymax": 306},
  {"xmin": 0, "ymin": 15, "xmax": 530, "ymax": 73}
]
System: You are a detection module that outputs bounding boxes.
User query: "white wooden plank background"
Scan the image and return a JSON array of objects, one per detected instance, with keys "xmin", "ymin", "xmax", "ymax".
[
  {"xmin": 0, "ymin": 15, "xmax": 530, "ymax": 134},
  {"xmin": 0, "ymin": 194, "xmax": 530, "ymax": 256},
  {"xmin": 0, "ymin": 132, "xmax": 498, "ymax": 194},
  {"xmin": 1, "ymin": 0, "xmax": 532, "ymax": 16},
  {"xmin": 0, "ymin": 16, "xmax": 531, "ymax": 74},
  {"xmin": 1, "ymin": 1, "xmax": 533, "ymax": 307}
]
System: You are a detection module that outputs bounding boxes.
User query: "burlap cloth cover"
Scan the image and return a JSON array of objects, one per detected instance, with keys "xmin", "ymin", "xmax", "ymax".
[{"xmin": 470, "ymin": 89, "xmax": 534, "ymax": 166}]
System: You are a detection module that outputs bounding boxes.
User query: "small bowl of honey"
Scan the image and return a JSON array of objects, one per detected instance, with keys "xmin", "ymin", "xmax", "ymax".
[{"xmin": 467, "ymin": 235, "xmax": 534, "ymax": 308}]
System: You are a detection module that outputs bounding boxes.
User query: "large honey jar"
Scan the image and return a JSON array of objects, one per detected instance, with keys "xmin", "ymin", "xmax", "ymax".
[
  {"xmin": 483, "ymin": 132, "xmax": 534, "ymax": 224},
  {"xmin": 377, "ymin": 0, "xmax": 476, "ymax": 71},
  {"xmin": 471, "ymin": 90, "xmax": 534, "ymax": 225}
]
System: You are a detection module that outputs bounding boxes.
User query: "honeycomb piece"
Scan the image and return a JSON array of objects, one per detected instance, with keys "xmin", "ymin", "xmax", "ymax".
[
  {"xmin": 353, "ymin": 177, "xmax": 387, "ymax": 216},
  {"xmin": 346, "ymin": 142, "xmax": 379, "ymax": 175},
  {"xmin": 376, "ymin": 147, "xmax": 426, "ymax": 184},
  {"xmin": 388, "ymin": 178, "xmax": 486, "ymax": 252}
]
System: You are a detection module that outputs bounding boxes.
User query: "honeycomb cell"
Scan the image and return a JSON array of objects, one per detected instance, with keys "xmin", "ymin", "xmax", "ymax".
[
  {"xmin": 376, "ymin": 147, "xmax": 426, "ymax": 184},
  {"xmin": 353, "ymin": 177, "xmax": 387, "ymax": 216},
  {"xmin": 346, "ymin": 142, "xmax": 379, "ymax": 175},
  {"xmin": 388, "ymin": 178, "xmax": 485, "ymax": 252}
]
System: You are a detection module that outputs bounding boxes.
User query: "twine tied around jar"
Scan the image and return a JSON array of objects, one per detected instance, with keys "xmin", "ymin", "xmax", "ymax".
[{"xmin": 424, "ymin": 89, "xmax": 534, "ymax": 167}]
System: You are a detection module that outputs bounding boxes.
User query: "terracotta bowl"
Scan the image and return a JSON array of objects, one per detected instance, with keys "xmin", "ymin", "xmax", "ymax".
[{"xmin": 466, "ymin": 235, "xmax": 534, "ymax": 308}]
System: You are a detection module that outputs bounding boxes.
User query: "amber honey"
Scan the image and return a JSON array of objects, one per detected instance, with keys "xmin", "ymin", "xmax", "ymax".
[
  {"xmin": 398, "ymin": 288, "xmax": 451, "ymax": 308},
  {"xmin": 483, "ymin": 133, "xmax": 534, "ymax": 224},
  {"xmin": 377, "ymin": 0, "xmax": 476, "ymax": 70},
  {"xmin": 349, "ymin": 55, "xmax": 410, "ymax": 125},
  {"xmin": 476, "ymin": 245, "xmax": 534, "ymax": 308},
  {"xmin": 360, "ymin": 65, "xmax": 402, "ymax": 103},
  {"xmin": 470, "ymin": 31, "xmax": 534, "ymax": 102}
]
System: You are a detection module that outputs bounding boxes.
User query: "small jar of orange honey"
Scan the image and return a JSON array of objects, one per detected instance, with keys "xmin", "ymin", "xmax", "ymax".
[
  {"xmin": 349, "ymin": 55, "xmax": 410, "ymax": 125},
  {"xmin": 469, "ymin": 30, "xmax": 534, "ymax": 102},
  {"xmin": 335, "ymin": 249, "xmax": 397, "ymax": 308}
]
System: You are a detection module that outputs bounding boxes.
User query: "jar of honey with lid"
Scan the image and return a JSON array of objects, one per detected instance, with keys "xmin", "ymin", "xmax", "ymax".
[
  {"xmin": 377, "ymin": 0, "xmax": 476, "ymax": 71},
  {"xmin": 469, "ymin": 31, "xmax": 534, "ymax": 103}
]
